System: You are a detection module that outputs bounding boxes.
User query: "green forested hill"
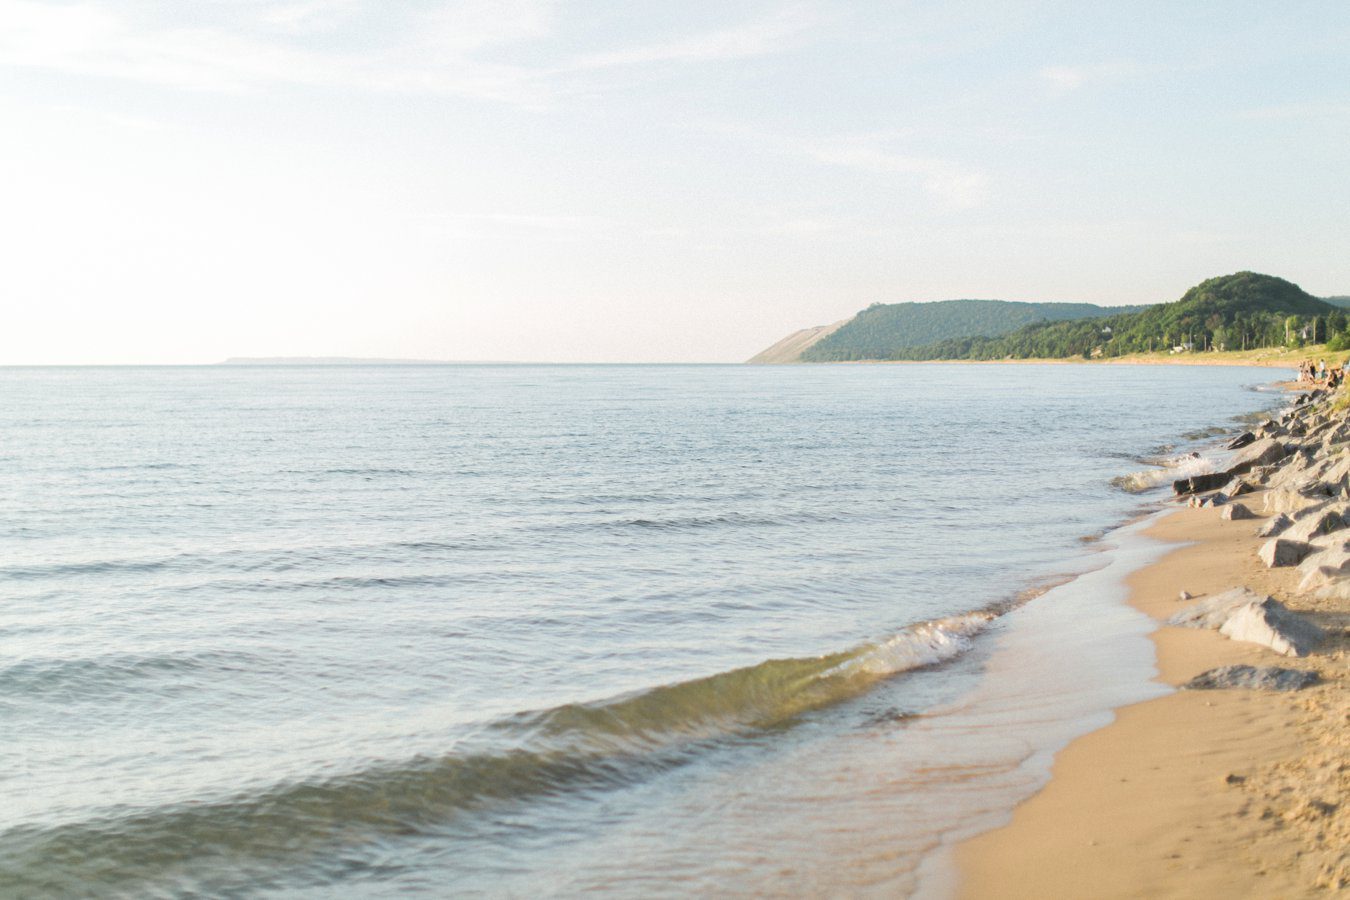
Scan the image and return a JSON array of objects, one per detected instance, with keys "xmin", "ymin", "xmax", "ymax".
[
  {"xmin": 1323, "ymin": 296, "xmax": 1350, "ymax": 309},
  {"xmin": 892, "ymin": 272, "xmax": 1337, "ymax": 360},
  {"xmin": 799, "ymin": 299, "xmax": 1133, "ymax": 362}
]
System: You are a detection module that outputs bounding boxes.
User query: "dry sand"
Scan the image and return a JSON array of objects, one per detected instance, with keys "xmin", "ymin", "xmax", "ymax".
[{"xmin": 955, "ymin": 496, "xmax": 1348, "ymax": 897}]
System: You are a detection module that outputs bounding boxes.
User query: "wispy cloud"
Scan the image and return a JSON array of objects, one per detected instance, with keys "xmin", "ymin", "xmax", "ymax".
[
  {"xmin": 702, "ymin": 122, "xmax": 991, "ymax": 210},
  {"xmin": 568, "ymin": 5, "xmax": 817, "ymax": 70},
  {"xmin": 806, "ymin": 138, "xmax": 989, "ymax": 209},
  {"xmin": 1037, "ymin": 60, "xmax": 1184, "ymax": 94},
  {"xmin": 420, "ymin": 211, "xmax": 620, "ymax": 242},
  {"xmin": 0, "ymin": 0, "xmax": 817, "ymax": 103},
  {"xmin": 1038, "ymin": 64, "xmax": 1090, "ymax": 92},
  {"xmin": 1235, "ymin": 101, "xmax": 1350, "ymax": 122}
]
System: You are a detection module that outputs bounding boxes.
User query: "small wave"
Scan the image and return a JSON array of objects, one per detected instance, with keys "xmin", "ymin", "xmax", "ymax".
[
  {"xmin": 0, "ymin": 557, "xmax": 175, "ymax": 581},
  {"xmin": 0, "ymin": 612, "xmax": 996, "ymax": 893},
  {"xmin": 580, "ymin": 509, "xmax": 850, "ymax": 533},
  {"xmin": 614, "ymin": 513, "xmax": 788, "ymax": 530},
  {"xmin": 1111, "ymin": 451, "xmax": 1216, "ymax": 494},
  {"xmin": 0, "ymin": 651, "xmax": 261, "ymax": 698},
  {"xmin": 1180, "ymin": 424, "xmax": 1232, "ymax": 442}
]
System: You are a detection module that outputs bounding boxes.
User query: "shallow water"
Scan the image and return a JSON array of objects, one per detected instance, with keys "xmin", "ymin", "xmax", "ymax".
[{"xmin": 0, "ymin": 363, "xmax": 1286, "ymax": 896}]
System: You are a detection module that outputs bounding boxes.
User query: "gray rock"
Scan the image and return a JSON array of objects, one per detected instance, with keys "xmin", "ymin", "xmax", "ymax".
[
  {"xmin": 1175, "ymin": 473, "xmax": 1230, "ymax": 496},
  {"xmin": 1281, "ymin": 508, "xmax": 1348, "ymax": 543},
  {"xmin": 1256, "ymin": 513, "xmax": 1293, "ymax": 537},
  {"xmin": 1183, "ymin": 664, "xmax": 1320, "ymax": 691},
  {"xmin": 1222, "ymin": 502, "xmax": 1255, "ymax": 520},
  {"xmin": 1227, "ymin": 438, "xmax": 1288, "ymax": 476},
  {"xmin": 1226, "ymin": 431, "xmax": 1257, "ymax": 450},
  {"xmin": 1262, "ymin": 488, "xmax": 1323, "ymax": 516},
  {"xmin": 1220, "ymin": 600, "xmax": 1324, "ymax": 657},
  {"xmin": 1170, "ymin": 589, "xmax": 1325, "ymax": 657},
  {"xmin": 1220, "ymin": 478, "xmax": 1254, "ymax": 500},
  {"xmin": 1297, "ymin": 563, "xmax": 1348, "ymax": 593},
  {"xmin": 1258, "ymin": 537, "xmax": 1313, "ymax": 568},
  {"xmin": 1168, "ymin": 587, "xmax": 1265, "ymax": 629}
]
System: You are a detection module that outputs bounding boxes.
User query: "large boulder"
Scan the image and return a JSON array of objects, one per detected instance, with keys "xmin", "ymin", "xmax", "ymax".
[
  {"xmin": 1227, "ymin": 437, "xmax": 1288, "ymax": 475},
  {"xmin": 1226, "ymin": 431, "xmax": 1257, "ymax": 450},
  {"xmin": 1220, "ymin": 478, "xmax": 1255, "ymax": 500},
  {"xmin": 1321, "ymin": 424, "xmax": 1350, "ymax": 451},
  {"xmin": 1174, "ymin": 473, "xmax": 1230, "ymax": 496},
  {"xmin": 1262, "ymin": 488, "xmax": 1324, "ymax": 516},
  {"xmin": 1258, "ymin": 537, "xmax": 1314, "ymax": 568},
  {"xmin": 1295, "ymin": 539, "xmax": 1350, "ymax": 591},
  {"xmin": 1220, "ymin": 600, "xmax": 1324, "ymax": 657},
  {"xmin": 1168, "ymin": 587, "xmax": 1264, "ymax": 629},
  {"xmin": 1170, "ymin": 589, "xmax": 1325, "ymax": 657},
  {"xmin": 1222, "ymin": 502, "xmax": 1256, "ymax": 520},
  {"xmin": 1183, "ymin": 665, "xmax": 1320, "ymax": 691},
  {"xmin": 1256, "ymin": 513, "xmax": 1293, "ymax": 537},
  {"xmin": 1281, "ymin": 507, "xmax": 1348, "ymax": 543}
]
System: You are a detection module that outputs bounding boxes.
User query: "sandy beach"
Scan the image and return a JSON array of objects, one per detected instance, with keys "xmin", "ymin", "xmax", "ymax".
[{"xmin": 956, "ymin": 393, "xmax": 1349, "ymax": 896}]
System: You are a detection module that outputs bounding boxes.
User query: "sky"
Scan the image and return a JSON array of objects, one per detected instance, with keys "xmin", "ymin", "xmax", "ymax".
[{"xmin": 2, "ymin": 0, "xmax": 1348, "ymax": 364}]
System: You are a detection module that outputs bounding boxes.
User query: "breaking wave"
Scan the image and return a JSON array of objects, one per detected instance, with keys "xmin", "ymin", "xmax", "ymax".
[
  {"xmin": 1110, "ymin": 450, "xmax": 1218, "ymax": 494},
  {"xmin": 0, "ymin": 611, "xmax": 996, "ymax": 894}
]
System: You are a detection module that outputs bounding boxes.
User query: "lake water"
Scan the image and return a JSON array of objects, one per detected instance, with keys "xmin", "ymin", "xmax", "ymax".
[{"xmin": 0, "ymin": 363, "xmax": 1288, "ymax": 897}]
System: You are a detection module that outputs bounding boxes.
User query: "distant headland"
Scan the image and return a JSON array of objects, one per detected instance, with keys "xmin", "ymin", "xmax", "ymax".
[
  {"xmin": 219, "ymin": 357, "xmax": 513, "ymax": 365},
  {"xmin": 751, "ymin": 272, "xmax": 1350, "ymax": 364}
]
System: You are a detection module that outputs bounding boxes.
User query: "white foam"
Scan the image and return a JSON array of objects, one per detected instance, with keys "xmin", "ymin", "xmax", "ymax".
[
  {"xmin": 831, "ymin": 613, "xmax": 993, "ymax": 678},
  {"xmin": 1115, "ymin": 450, "xmax": 1219, "ymax": 493}
]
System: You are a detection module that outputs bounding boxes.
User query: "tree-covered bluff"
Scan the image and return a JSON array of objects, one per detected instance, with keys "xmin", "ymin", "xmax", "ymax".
[
  {"xmin": 819, "ymin": 272, "xmax": 1338, "ymax": 362},
  {"xmin": 800, "ymin": 299, "xmax": 1130, "ymax": 362}
]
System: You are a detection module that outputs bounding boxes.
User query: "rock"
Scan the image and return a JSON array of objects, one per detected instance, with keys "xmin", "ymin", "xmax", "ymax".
[
  {"xmin": 1296, "ymin": 541, "xmax": 1350, "ymax": 592},
  {"xmin": 1261, "ymin": 488, "xmax": 1322, "ymax": 516},
  {"xmin": 1179, "ymin": 590, "xmax": 1194, "ymax": 601},
  {"xmin": 1220, "ymin": 478, "xmax": 1254, "ymax": 500},
  {"xmin": 1256, "ymin": 513, "xmax": 1293, "ymax": 537},
  {"xmin": 1258, "ymin": 537, "xmax": 1313, "ymax": 568},
  {"xmin": 1174, "ymin": 473, "xmax": 1230, "ymax": 496},
  {"xmin": 1250, "ymin": 464, "xmax": 1279, "ymax": 485},
  {"xmin": 1168, "ymin": 587, "xmax": 1264, "ymax": 629},
  {"xmin": 1298, "ymin": 564, "xmax": 1347, "ymax": 593},
  {"xmin": 1226, "ymin": 431, "xmax": 1257, "ymax": 450},
  {"xmin": 1281, "ymin": 508, "xmax": 1348, "ymax": 542},
  {"xmin": 1227, "ymin": 438, "xmax": 1288, "ymax": 475},
  {"xmin": 1220, "ymin": 601, "xmax": 1324, "ymax": 656},
  {"xmin": 1222, "ymin": 502, "xmax": 1255, "ymax": 520},
  {"xmin": 1183, "ymin": 664, "xmax": 1321, "ymax": 691},
  {"xmin": 1170, "ymin": 588, "xmax": 1326, "ymax": 656},
  {"xmin": 1200, "ymin": 494, "xmax": 1227, "ymax": 508}
]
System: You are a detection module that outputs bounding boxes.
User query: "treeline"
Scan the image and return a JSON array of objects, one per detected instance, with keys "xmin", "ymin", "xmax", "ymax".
[
  {"xmin": 801, "ymin": 299, "xmax": 1132, "ymax": 362},
  {"xmin": 833, "ymin": 272, "xmax": 1339, "ymax": 361}
]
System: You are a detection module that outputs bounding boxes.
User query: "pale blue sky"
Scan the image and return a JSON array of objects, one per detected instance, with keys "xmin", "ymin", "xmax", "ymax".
[{"xmin": 2, "ymin": 0, "xmax": 1347, "ymax": 363}]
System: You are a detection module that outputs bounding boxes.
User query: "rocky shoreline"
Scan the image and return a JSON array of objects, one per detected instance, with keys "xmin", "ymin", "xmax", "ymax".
[{"xmin": 957, "ymin": 383, "xmax": 1348, "ymax": 897}]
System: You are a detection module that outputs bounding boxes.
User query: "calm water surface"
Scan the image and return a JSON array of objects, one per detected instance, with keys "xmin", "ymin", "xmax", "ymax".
[{"xmin": 0, "ymin": 364, "xmax": 1286, "ymax": 896}]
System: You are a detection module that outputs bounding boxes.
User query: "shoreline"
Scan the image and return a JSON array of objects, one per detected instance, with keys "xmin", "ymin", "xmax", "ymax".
[
  {"xmin": 953, "ymin": 389, "xmax": 1348, "ymax": 895},
  {"xmin": 779, "ymin": 356, "xmax": 1316, "ymax": 369}
]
